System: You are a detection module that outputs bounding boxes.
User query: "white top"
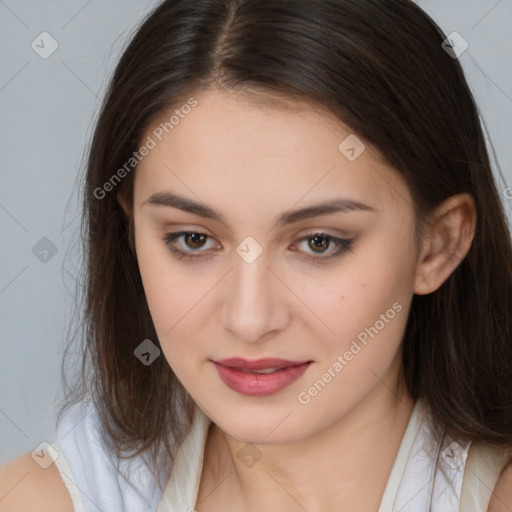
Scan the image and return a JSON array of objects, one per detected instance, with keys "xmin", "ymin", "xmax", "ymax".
[{"xmin": 50, "ymin": 397, "xmax": 509, "ymax": 512}]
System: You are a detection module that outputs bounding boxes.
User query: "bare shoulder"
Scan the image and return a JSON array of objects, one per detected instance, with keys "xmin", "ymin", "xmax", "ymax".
[
  {"xmin": 0, "ymin": 452, "xmax": 73, "ymax": 512},
  {"xmin": 487, "ymin": 462, "xmax": 512, "ymax": 512}
]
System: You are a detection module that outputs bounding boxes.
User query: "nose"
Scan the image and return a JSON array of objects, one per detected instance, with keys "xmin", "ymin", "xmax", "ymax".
[{"xmin": 220, "ymin": 250, "xmax": 290, "ymax": 343}]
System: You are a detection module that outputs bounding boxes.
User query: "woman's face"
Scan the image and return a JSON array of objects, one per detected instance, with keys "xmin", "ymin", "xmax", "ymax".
[{"xmin": 130, "ymin": 88, "xmax": 423, "ymax": 444}]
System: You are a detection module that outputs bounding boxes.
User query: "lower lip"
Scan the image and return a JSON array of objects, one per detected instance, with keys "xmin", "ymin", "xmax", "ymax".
[{"xmin": 213, "ymin": 361, "xmax": 312, "ymax": 396}]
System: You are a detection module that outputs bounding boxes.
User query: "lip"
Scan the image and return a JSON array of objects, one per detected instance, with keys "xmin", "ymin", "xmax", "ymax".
[{"xmin": 212, "ymin": 358, "xmax": 312, "ymax": 396}]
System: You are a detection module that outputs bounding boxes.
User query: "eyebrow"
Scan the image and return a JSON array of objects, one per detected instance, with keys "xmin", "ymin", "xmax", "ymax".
[{"xmin": 142, "ymin": 191, "xmax": 376, "ymax": 228}]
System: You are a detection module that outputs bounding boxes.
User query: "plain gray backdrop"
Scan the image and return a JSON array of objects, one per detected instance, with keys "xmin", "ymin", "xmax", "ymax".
[{"xmin": 1, "ymin": 0, "xmax": 511, "ymax": 463}]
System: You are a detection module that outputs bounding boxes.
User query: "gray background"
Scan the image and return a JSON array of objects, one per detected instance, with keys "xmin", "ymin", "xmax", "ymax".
[{"xmin": 1, "ymin": 0, "xmax": 511, "ymax": 463}]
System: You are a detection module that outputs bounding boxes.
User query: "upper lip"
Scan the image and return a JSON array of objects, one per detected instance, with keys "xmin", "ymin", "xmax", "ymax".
[{"xmin": 213, "ymin": 357, "xmax": 311, "ymax": 371}]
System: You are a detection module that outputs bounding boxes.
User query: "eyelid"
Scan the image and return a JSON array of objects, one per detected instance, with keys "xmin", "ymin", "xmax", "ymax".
[
  {"xmin": 164, "ymin": 231, "xmax": 221, "ymax": 251},
  {"xmin": 159, "ymin": 220, "xmax": 352, "ymax": 241},
  {"xmin": 162, "ymin": 230, "xmax": 354, "ymax": 262}
]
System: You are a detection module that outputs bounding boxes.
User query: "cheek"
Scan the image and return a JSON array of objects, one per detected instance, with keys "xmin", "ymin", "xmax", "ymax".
[
  {"xmin": 136, "ymin": 236, "xmax": 171, "ymax": 321},
  {"xmin": 134, "ymin": 213, "xmax": 415, "ymax": 374},
  {"xmin": 134, "ymin": 227, "xmax": 191, "ymax": 337},
  {"xmin": 298, "ymin": 240, "xmax": 416, "ymax": 382},
  {"xmin": 133, "ymin": 226, "xmax": 219, "ymax": 379}
]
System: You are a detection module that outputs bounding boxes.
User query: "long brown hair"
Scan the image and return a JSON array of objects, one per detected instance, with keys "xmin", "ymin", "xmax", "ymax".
[{"xmin": 58, "ymin": 0, "xmax": 512, "ymax": 486}]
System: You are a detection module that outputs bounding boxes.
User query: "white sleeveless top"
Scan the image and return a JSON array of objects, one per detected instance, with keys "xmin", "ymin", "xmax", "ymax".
[{"xmin": 50, "ymin": 397, "xmax": 509, "ymax": 511}]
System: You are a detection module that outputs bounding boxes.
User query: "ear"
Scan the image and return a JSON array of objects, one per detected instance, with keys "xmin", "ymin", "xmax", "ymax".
[
  {"xmin": 117, "ymin": 190, "xmax": 137, "ymax": 253},
  {"xmin": 117, "ymin": 190, "xmax": 131, "ymax": 218},
  {"xmin": 413, "ymin": 193, "xmax": 476, "ymax": 295}
]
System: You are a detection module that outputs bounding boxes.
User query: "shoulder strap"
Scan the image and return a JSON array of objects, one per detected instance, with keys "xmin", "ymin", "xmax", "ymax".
[
  {"xmin": 53, "ymin": 399, "xmax": 167, "ymax": 512},
  {"xmin": 51, "ymin": 443, "xmax": 85, "ymax": 512},
  {"xmin": 459, "ymin": 442, "xmax": 512, "ymax": 511}
]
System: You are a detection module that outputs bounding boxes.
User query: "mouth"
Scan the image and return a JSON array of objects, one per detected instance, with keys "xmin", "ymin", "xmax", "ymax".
[
  {"xmin": 214, "ymin": 357, "xmax": 312, "ymax": 371},
  {"xmin": 212, "ymin": 357, "xmax": 313, "ymax": 396}
]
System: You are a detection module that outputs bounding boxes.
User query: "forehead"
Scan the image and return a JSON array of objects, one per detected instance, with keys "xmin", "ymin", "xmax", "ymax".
[{"xmin": 134, "ymin": 88, "xmax": 411, "ymax": 215}]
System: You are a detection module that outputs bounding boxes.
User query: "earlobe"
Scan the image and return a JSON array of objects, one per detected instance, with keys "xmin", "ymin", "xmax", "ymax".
[{"xmin": 413, "ymin": 193, "xmax": 476, "ymax": 295}]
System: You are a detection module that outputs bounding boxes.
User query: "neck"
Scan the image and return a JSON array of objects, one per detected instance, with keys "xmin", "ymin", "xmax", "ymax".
[{"xmin": 198, "ymin": 381, "xmax": 416, "ymax": 511}]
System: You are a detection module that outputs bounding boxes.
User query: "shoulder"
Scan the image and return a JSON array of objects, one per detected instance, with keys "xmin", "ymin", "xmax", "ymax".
[
  {"xmin": 487, "ymin": 462, "xmax": 512, "ymax": 512},
  {"xmin": 0, "ymin": 452, "xmax": 73, "ymax": 512}
]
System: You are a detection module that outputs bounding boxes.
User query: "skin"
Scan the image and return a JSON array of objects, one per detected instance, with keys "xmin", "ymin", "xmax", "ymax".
[
  {"xmin": 4, "ymin": 88, "xmax": 512, "ymax": 512},
  {"xmin": 119, "ymin": 87, "xmax": 477, "ymax": 511}
]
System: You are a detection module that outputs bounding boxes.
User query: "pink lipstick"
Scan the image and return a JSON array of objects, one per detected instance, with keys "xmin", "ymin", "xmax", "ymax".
[{"xmin": 212, "ymin": 357, "xmax": 312, "ymax": 396}]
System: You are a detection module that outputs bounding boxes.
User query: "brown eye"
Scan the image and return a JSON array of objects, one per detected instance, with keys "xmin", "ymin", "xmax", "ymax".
[
  {"xmin": 184, "ymin": 232, "xmax": 207, "ymax": 249},
  {"xmin": 307, "ymin": 234, "xmax": 332, "ymax": 253},
  {"xmin": 293, "ymin": 232, "xmax": 354, "ymax": 262},
  {"xmin": 162, "ymin": 231, "xmax": 219, "ymax": 261},
  {"xmin": 162, "ymin": 231, "xmax": 353, "ymax": 263}
]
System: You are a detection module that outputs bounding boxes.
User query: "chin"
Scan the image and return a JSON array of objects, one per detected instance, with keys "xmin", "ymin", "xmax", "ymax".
[{"xmin": 210, "ymin": 401, "xmax": 314, "ymax": 445}]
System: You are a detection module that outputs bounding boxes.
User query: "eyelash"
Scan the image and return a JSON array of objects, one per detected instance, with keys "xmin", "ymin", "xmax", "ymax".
[{"xmin": 162, "ymin": 231, "xmax": 354, "ymax": 263}]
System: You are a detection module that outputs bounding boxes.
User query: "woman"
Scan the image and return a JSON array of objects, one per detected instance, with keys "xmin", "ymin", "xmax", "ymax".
[{"xmin": 1, "ymin": 0, "xmax": 511, "ymax": 510}]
